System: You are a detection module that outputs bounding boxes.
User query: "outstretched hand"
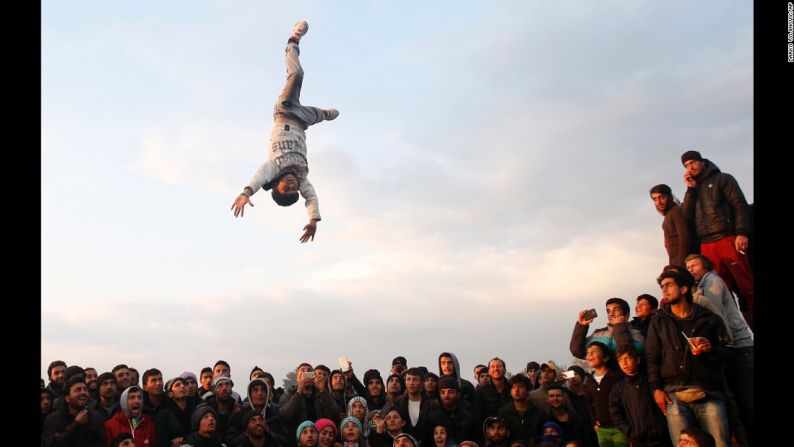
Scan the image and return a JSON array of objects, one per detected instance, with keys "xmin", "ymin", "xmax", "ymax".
[
  {"xmin": 231, "ymin": 194, "xmax": 253, "ymax": 217},
  {"xmin": 300, "ymin": 221, "xmax": 317, "ymax": 243}
]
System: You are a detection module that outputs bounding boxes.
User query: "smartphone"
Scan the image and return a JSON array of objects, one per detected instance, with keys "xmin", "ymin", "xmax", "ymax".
[
  {"xmin": 583, "ymin": 308, "xmax": 598, "ymax": 321},
  {"xmin": 561, "ymin": 371, "xmax": 575, "ymax": 380},
  {"xmin": 302, "ymin": 371, "xmax": 316, "ymax": 379},
  {"xmin": 339, "ymin": 356, "xmax": 351, "ymax": 372}
]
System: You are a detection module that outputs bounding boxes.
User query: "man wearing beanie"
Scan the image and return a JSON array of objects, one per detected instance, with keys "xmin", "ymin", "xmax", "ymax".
[
  {"xmin": 226, "ymin": 378, "xmax": 291, "ymax": 447},
  {"xmin": 679, "ymin": 149, "xmax": 754, "ymax": 329},
  {"xmin": 42, "ymin": 375, "xmax": 106, "ymax": 446},
  {"xmin": 424, "ymin": 375, "xmax": 477, "ymax": 446},
  {"xmin": 649, "ymin": 183, "xmax": 697, "ymax": 268},
  {"xmin": 205, "ymin": 375, "xmax": 241, "ymax": 438},
  {"xmin": 437, "ymin": 352, "xmax": 476, "ymax": 404},
  {"xmin": 233, "ymin": 408, "xmax": 269, "ymax": 447},
  {"xmin": 646, "ymin": 268, "xmax": 730, "ymax": 447},
  {"xmin": 181, "ymin": 402, "xmax": 225, "ymax": 446},
  {"xmin": 94, "ymin": 372, "xmax": 121, "ymax": 421}
]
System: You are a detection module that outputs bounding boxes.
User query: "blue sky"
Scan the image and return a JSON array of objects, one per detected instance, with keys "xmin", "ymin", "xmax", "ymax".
[{"xmin": 42, "ymin": 0, "xmax": 753, "ymax": 387}]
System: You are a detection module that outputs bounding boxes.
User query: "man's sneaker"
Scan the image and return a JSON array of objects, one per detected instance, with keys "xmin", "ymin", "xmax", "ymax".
[
  {"xmin": 288, "ymin": 20, "xmax": 309, "ymax": 44},
  {"xmin": 323, "ymin": 109, "xmax": 339, "ymax": 121}
]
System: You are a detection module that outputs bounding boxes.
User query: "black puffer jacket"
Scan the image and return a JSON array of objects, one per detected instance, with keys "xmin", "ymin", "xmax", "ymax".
[
  {"xmin": 681, "ymin": 160, "xmax": 750, "ymax": 243},
  {"xmin": 645, "ymin": 304, "xmax": 728, "ymax": 394}
]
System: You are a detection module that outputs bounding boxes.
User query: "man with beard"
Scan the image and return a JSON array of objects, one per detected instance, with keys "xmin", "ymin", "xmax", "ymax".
[
  {"xmin": 94, "ymin": 372, "xmax": 121, "ymax": 421},
  {"xmin": 646, "ymin": 268, "xmax": 730, "ymax": 447},
  {"xmin": 482, "ymin": 417, "xmax": 509, "ymax": 447},
  {"xmin": 649, "ymin": 184, "xmax": 696, "ymax": 268},
  {"xmin": 84, "ymin": 367, "xmax": 99, "ymax": 400},
  {"xmin": 46, "ymin": 360, "xmax": 67, "ymax": 400},
  {"xmin": 42, "ymin": 375, "xmax": 106, "ymax": 447},
  {"xmin": 113, "ymin": 364, "xmax": 134, "ymax": 397},
  {"xmin": 475, "ymin": 358, "xmax": 512, "ymax": 422},
  {"xmin": 226, "ymin": 378, "xmax": 290, "ymax": 447},
  {"xmin": 104, "ymin": 385, "xmax": 157, "ymax": 445},
  {"xmin": 206, "ymin": 375, "xmax": 242, "ymax": 437},
  {"xmin": 157, "ymin": 376, "xmax": 196, "ymax": 447},
  {"xmin": 424, "ymin": 376, "xmax": 478, "ymax": 446},
  {"xmin": 679, "ymin": 150, "xmax": 754, "ymax": 329},
  {"xmin": 236, "ymin": 408, "xmax": 269, "ymax": 447}
]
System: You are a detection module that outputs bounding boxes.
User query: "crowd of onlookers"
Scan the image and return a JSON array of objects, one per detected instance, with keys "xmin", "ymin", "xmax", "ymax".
[{"xmin": 40, "ymin": 150, "xmax": 754, "ymax": 447}]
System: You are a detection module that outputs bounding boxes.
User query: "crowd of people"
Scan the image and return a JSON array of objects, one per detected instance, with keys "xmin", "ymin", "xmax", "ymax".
[{"xmin": 42, "ymin": 45, "xmax": 755, "ymax": 447}]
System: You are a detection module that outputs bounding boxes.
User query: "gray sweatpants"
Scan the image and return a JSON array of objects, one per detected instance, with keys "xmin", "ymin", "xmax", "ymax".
[{"xmin": 273, "ymin": 42, "xmax": 326, "ymax": 129}]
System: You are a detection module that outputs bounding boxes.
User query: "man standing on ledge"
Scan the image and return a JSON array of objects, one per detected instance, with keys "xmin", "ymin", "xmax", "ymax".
[{"xmin": 680, "ymin": 150, "xmax": 754, "ymax": 329}]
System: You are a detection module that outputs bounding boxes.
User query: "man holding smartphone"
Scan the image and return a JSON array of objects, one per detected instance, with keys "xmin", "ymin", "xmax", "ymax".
[
  {"xmin": 680, "ymin": 150, "xmax": 754, "ymax": 330},
  {"xmin": 569, "ymin": 298, "xmax": 645, "ymax": 361},
  {"xmin": 279, "ymin": 363, "xmax": 341, "ymax": 444}
]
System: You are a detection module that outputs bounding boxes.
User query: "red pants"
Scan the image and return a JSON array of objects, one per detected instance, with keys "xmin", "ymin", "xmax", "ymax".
[{"xmin": 701, "ymin": 235, "xmax": 755, "ymax": 329}]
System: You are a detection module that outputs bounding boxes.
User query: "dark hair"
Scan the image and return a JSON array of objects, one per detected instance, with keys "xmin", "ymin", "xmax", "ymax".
[
  {"xmin": 142, "ymin": 368, "xmax": 163, "ymax": 386},
  {"xmin": 684, "ymin": 254, "xmax": 714, "ymax": 271},
  {"xmin": 315, "ymin": 364, "xmax": 331, "ymax": 374},
  {"xmin": 405, "ymin": 367, "xmax": 424, "ymax": 379},
  {"xmin": 111, "ymin": 364, "xmax": 129, "ymax": 374},
  {"xmin": 636, "ymin": 294, "xmax": 658, "ymax": 308},
  {"xmin": 605, "ymin": 297, "xmax": 630, "ymax": 316},
  {"xmin": 297, "ymin": 362, "xmax": 313, "ymax": 371},
  {"xmin": 615, "ymin": 344, "xmax": 641, "ymax": 361},
  {"xmin": 48, "ymin": 360, "xmax": 67, "ymax": 379},
  {"xmin": 488, "ymin": 358, "xmax": 506, "ymax": 369},
  {"xmin": 680, "ymin": 427, "xmax": 716, "ymax": 447},
  {"xmin": 64, "ymin": 374, "xmax": 87, "ymax": 394},
  {"xmin": 657, "ymin": 268, "xmax": 695, "ymax": 302},
  {"xmin": 214, "ymin": 360, "xmax": 231, "ymax": 371},
  {"xmin": 200, "ymin": 367, "xmax": 213, "ymax": 376},
  {"xmin": 649, "ymin": 184, "xmax": 672, "ymax": 197},
  {"xmin": 109, "ymin": 432, "xmax": 134, "ymax": 447},
  {"xmin": 250, "ymin": 366, "xmax": 265, "ymax": 379},
  {"xmin": 271, "ymin": 188, "xmax": 300, "ymax": 206},
  {"xmin": 262, "ymin": 372, "xmax": 275, "ymax": 385},
  {"xmin": 424, "ymin": 372, "xmax": 439, "ymax": 381},
  {"xmin": 508, "ymin": 374, "xmax": 532, "ymax": 389},
  {"xmin": 586, "ymin": 341, "xmax": 613, "ymax": 361},
  {"xmin": 546, "ymin": 384, "xmax": 565, "ymax": 393},
  {"xmin": 84, "ymin": 367, "xmax": 97, "ymax": 374}
]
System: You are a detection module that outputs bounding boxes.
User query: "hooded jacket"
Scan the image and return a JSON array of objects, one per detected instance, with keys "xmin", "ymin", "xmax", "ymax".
[
  {"xmin": 437, "ymin": 352, "xmax": 476, "ymax": 404},
  {"xmin": 104, "ymin": 386, "xmax": 158, "ymax": 447},
  {"xmin": 645, "ymin": 303, "xmax": 728, "ymax": 395},
  {"xmin": 347, "ymin": 396, "xmax": 371, "ymax": 437},
  {"xmin": 279, "ymin": 379, "xmax": 341, "ymax": 446},
  {"xmin": 681, "ymin": 159, "xmax": 750, "ymax": 243},
  {"xmin": 225, "ymin": 379, "xmax": 289, "ymax": 447}
]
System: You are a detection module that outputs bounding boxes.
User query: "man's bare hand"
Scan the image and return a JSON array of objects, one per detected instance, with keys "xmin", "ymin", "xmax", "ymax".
[
  {"xmin": 577, "ymin": 310, "xmax": 594, "ymax": 326},
  {"xmin": 232, "ymin": 194, "xmax": 253, "ymax": 217},
  {"xmin": 683, "ymin": 172, "xmax": 696, "ymax": 188},
  {"xmin": 653, "ymin": 390, "xmax": 671, "ymax": 415},
  {"xmin": 300, "ymin": 221, "xmax": 317, "ymax": 243},
  {"xmin": 735, "ymin": 235, "xmax": 749, "ymax": 254},
  {"xmin": 74, "ymin": 409, "xmax": 89, "ymax": 425}
]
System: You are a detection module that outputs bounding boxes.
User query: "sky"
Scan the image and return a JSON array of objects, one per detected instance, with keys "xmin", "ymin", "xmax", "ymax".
[{"xmin": 41, "ymin": 0, "xmax": 753, "ymax": 388}]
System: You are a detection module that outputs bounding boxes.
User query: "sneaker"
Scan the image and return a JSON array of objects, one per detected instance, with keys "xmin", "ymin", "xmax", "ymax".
[
  {"xmin": 289, "ymin": 20, "xmax": 309, "ymax": 43},
  {"xmin": 323, "ymin": 109, "xmax": 339, "ymax": 121}
]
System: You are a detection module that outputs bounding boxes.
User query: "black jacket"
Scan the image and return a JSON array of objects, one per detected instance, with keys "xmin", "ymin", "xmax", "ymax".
[
  {"xmin": 424, "ymin": 403, "xmax": 478, "ymax": 446},
  {"xmin": 583, "ymin": 369, "xmax": 623, "ymax": 428},
  {"xmin": 497, "ymin": 401, "xmax": 545, "ymax": 447},
  {"xmin": 474, "ymin": 380, "xmax": 512, "ymax": 422},
  {"xmin": 609, "ymin": 374, "xmax": 670, "ymax": 446},
  {"xmin": 389, "ymin": 394, "xmax": 439, "ymax": 438},
  {"xmin": 156, "ymin": 399, "xmax": 196, "ymax": 445},
  {"xmin": 645, "ymin": 303, "xmax": 728, "ymax": 394},
  {"xmin": 681, "ymin": 160, "xmax": 751, "ymax": 243},
  {"xmin": 42, "ymin": 405, "xmax": 106, "ymax": 447}
]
